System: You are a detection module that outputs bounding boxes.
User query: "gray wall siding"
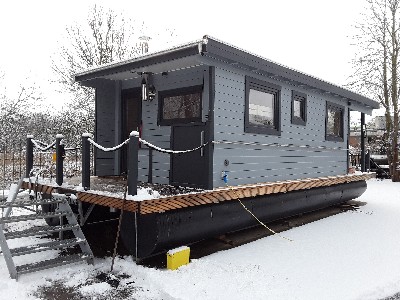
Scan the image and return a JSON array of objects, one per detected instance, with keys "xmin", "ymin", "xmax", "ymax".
[
  {"xmin": 123, "ymin": 65, "xmax": 207, "ymax": 185},
  {"xmin": 213, "ymin": 66, "xmax": 349, "ymax": 188},
  {"xmin": 95, "ymin": 80, "xmax": 118, "ymax": 176}
]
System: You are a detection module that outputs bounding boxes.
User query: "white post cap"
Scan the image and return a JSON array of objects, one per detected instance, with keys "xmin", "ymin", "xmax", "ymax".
[
  {"xmin": 130, "ymin": 131, "xmax": 139, "ymax": 137},
  {"xmin": 56, "ymin": 134, "xmax": 64, "ymax": 139},
  {"xmin": 26, "ymin": 134, "xmax": 34, "ymax": 139},
  {"xmin": 82, "ymin": 133, "xmax": 92, "ymax": 138}
]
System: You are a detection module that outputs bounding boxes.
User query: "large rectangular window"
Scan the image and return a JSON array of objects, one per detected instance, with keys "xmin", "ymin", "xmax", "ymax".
[
  {"xmin": 245, "ymin": 77, "xmax": 281, "ymax": 135},
  {"xmin": 326, "ymin": 102, "xmax": 344, "ymax": 141},
  {"xmin": 159, "ymin": 86, "xmax": 202, "ymax": 125}
]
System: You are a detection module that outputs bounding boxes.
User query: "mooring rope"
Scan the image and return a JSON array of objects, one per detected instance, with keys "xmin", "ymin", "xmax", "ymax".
[
  {"xmin": 110, "ymin": 177, "xmax": 128, "ymax": 272},
  {"xmin": 225, "ymin": 182, "xmax": 293, "ymax": 242}
]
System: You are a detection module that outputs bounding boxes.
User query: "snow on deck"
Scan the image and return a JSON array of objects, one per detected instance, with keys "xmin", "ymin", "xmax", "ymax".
[{"xmin": 2, "ymin": 179, "xmax": 399, "ymax": 299}]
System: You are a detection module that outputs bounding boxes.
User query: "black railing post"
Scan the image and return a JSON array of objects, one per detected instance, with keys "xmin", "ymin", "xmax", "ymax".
[
  {"xmin": 128, "ymin": 131, "xmax": 139, "ymax": 196},
  {"xmin": 56, "ymin": 134, "xmax": 64, "ymax": 186},
  {"xmin": 361, "ymin": 113, "xmax": 366, "ymax": 172},
  {"xmin": 148, "ymin": 148, "xmax": 153, "ymax": 184},
  {"xmin": 25, "ymin": 135, "xmax": 34, "ymax": 178},
  {"xmin": 82, "ymin": 133, "xmax": 91, "ymax": 190}
]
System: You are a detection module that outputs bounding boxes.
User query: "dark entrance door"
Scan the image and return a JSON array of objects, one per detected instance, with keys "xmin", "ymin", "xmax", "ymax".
[
  {"xmin": 171, "ymin": 124, "xmax": 209, "ymax": 189},
  {"xmin": 121, "ymin": 88, "xmax": 141, "ymax": 174}
]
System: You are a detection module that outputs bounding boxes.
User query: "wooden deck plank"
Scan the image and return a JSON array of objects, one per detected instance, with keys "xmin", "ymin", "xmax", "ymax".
[{"xmin": 21, "ymin": 173, "xmax": 374, "ymax": 216}]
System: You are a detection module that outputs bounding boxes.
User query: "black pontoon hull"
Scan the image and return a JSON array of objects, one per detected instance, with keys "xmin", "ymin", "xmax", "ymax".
[{"xmin": 121, "ymin": 180, "xmax": 367, "ymax": 258}]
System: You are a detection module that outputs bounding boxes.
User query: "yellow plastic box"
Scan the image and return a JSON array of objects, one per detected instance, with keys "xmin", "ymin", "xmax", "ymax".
[{"xmin": 167, "ymin": 246, "xmax": 190, "ymax": 270}]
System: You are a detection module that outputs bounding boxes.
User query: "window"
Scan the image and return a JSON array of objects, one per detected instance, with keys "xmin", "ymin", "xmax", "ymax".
[
  {"xmin": 291, "ymin": 91, "xmax": 307, "ymax": 126},
  {"xmin": 326, "ymin": 102, "xmax": 344, "ymax": 141},
  {"xmin": 159, "ymin": 86, "xmax": 202, "ymax": 125},
  {"xmin": 245, "ymin": 77, "xmax": 281, "ymax": 135}
]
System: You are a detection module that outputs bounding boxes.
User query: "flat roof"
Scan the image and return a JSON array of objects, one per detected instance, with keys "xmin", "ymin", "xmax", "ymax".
[{"xmin": 75, "ymin": 35, "xmax": 379, "ymax": 110}]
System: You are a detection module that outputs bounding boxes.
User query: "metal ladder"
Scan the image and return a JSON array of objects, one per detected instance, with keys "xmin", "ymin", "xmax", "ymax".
[{"xmin": 0, "ymin": 191, "xmax": 94, "ymax": 280}]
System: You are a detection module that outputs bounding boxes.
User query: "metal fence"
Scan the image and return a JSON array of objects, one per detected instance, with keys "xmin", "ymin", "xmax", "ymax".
[{"xmin": 0, "ymin": 140, "xmax": 93, "ymax": 197}]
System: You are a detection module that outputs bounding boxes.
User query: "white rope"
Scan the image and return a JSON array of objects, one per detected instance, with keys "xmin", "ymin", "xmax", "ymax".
[
  {"xmin": 139, "ymin": 138, "xmax": 209, "ymax": 154},
  {"xmin": 85, "ymin": 136, "xmax": 347, "ymax": 155},
  {"xmin": 31, "ymin": 139, "xmax": 56, "ymax": 151},
  {"xmin": 225, "ymin": 183, "xmax": 293, "ymax": 242},
  {"xmin": 87, "ymin": 138, "xmax": 129, "ymax": 152},
  {"xmin": 212, "ymin": 140, "xmax": 349, "ymax": 151}
]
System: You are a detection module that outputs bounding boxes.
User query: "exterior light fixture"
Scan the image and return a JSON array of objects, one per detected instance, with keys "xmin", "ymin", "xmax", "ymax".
[{"xmin": 141, "ymin": 72, "xmax": 156, "ymax": 101}]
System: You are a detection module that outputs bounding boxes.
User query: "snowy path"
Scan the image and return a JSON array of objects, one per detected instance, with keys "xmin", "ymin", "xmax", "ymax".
[{"xmin": 0, "ymin": 179, "xmax": 400, "ymax": 300}]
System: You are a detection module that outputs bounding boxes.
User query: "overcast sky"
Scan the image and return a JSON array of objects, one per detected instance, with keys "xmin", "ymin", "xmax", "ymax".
[{"xmin": 0, "ymin": 0, "xmax": 370, "ymax": 113}]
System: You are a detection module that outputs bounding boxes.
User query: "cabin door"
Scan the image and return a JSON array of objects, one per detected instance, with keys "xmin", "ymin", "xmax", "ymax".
[
  {"xmin": 121, "ymin": 88, "xmax": 142, "ymax": 174},
  {"xmin": 171, "ymin": 124, "xmax": 208, "ymax": 189}
]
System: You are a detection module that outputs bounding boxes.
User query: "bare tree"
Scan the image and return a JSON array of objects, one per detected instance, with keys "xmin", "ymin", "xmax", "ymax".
[
  {"xmin": 349, "ymin": 0, "xmax": 400, "ymax": 181},
  {"xmin": 52, "ymin": 5, "xmax": 143, "ymax": 138},
  {"xmin": 0, "ymin": 72, "xmax": 42, "ymax": 145}
]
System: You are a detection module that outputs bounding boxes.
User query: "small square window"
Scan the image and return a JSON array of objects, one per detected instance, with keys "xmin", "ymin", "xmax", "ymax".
[
  {"xmin": 158, "ymin": 86, "xmax": 202, "ymax": 125},
  {"xmin": 291, "ymin": 91, "xmax": 307, "ymax": 126},
  {"xmin": 245, "ymin": 77, "xmax": 281, "ymax": 135},
  {"xmin": 326, "ymin": 102, "xmax": 344, "ymax": 142}
]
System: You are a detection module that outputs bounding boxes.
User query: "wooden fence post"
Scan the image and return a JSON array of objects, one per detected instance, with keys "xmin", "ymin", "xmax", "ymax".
[
  {"xmin": 25, "ymin": 135, "xmax": 33, "ymax": 178},
  {"xmin": 82, "ymin": 133, "xmax": 91, "ymax": 190},
  {"xmin": 128, "ymin": 131, "xmax": 139, "ymax": 196},
  {"xmin": 56, "ymin": 134, "xmax": 64, "ymax": 186}
]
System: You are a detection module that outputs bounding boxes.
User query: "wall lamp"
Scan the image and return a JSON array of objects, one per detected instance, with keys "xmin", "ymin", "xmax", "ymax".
[{"xmin": 139, "ymin": 72, "xmax": 156, "ymax": 101}]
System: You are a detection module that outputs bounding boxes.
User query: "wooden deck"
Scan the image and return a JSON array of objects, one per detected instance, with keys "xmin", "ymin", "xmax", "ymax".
[{"xmin": 21, "ymin": 173, "xmax": 374, "ymax": 215}]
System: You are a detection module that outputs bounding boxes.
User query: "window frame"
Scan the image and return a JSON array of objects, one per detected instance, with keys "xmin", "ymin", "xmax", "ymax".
[
  {"xmin": 244, "ymin": 77, "xmax": 281, "ymax": 136},
  {"xmin": 158, "ymin": 85, "xmax": 203, "ymax": 126},
  {"xmin": 325, "ymin": 101, "xmax": 345, "ymax": 142},
  {"xmin": 291, "ymin": 90, "xmax": 307, "ymax": 126}
]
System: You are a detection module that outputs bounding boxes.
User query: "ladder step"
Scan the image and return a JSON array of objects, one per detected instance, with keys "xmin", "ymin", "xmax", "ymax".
[
  {"xmin": 5, "ymin": 224, "xmax": 79, "ymax": 240},
  {"xmin": 0, "ymin": 211, "xmax": 71, "ymax": 224},
  {"xmin": 16, "ymin": 253, "xmax": 92, "ymax": 276},
  {"xmin": 0, "ymin": 198, "xmax": 65, "ymax": 209},
  {"xmin": 10, "ymin": 238, "xmax": 86, "ymax": 257}
]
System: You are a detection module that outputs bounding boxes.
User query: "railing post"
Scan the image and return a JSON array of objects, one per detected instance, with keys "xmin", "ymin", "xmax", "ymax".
[
  {"xmin": 56, "ymin": 134, "xmax": 64, "ymax": 186},
  {"xmin": 82, "ymin": 133, "xmax": 91, "ymax": 190},
  {"xmin": 25, "ymin": 135, "xmax": 34, "ymax": 178},
  {"xmin": 361, "ymin": 113, "xmax": 366, "ymax": 172},
  {"xmin": 128, "ymin": 131, "xmax": 139, "ymax": 196}
]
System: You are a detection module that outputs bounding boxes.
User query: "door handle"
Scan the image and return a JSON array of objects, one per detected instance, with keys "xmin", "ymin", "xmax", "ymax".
[{"xmin": 200, "ymin": 131, "xmax": 204, "ymax": 157}]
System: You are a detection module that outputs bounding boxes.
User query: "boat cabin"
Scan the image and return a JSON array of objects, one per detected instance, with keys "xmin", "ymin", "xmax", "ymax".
[{"xmin": 75, "ymin": 36, "xmax": 379, "ymax": 190}]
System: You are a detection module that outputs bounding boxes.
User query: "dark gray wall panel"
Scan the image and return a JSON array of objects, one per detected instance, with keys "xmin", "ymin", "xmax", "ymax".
[
  {"xmin": 124, "ymin": 65, "xmax": 207, "ymax": 185},
  {"xmin": 213, "ymin": 66, "xmax": 349, "ymax": 188},
  {"xmin": 138, "ymin": 150, "xmax": 150, "ymax": 182},
  {"xmin": 95, "ymin": 80, "xmax": 117, "ymax": 176}
]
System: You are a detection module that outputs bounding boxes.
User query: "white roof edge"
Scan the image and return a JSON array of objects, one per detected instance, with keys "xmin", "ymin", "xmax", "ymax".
[
  {"xmin": 75, "ymin": 38, "xmax": 204, "ymax": 78},
  {"xmin": 203, "ymin": 35, "xmax": 377, "ymax": 106}
]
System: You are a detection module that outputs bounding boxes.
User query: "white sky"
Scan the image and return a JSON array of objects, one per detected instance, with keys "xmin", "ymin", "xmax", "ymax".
[{"xmin": 0, "ymin": 0, "xmax": 370, "ymax": 113}]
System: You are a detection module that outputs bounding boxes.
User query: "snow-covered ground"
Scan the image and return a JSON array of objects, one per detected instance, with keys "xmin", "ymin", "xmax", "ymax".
[{"xmin": 1, "ymin": 179, "xmax": 400, "ymax": 300}]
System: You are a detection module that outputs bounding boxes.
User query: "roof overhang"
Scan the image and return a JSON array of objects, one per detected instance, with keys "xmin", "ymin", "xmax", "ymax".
[{"xmin": 75, "ymin": 35, "xmax": 379, "ymax": 113}]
